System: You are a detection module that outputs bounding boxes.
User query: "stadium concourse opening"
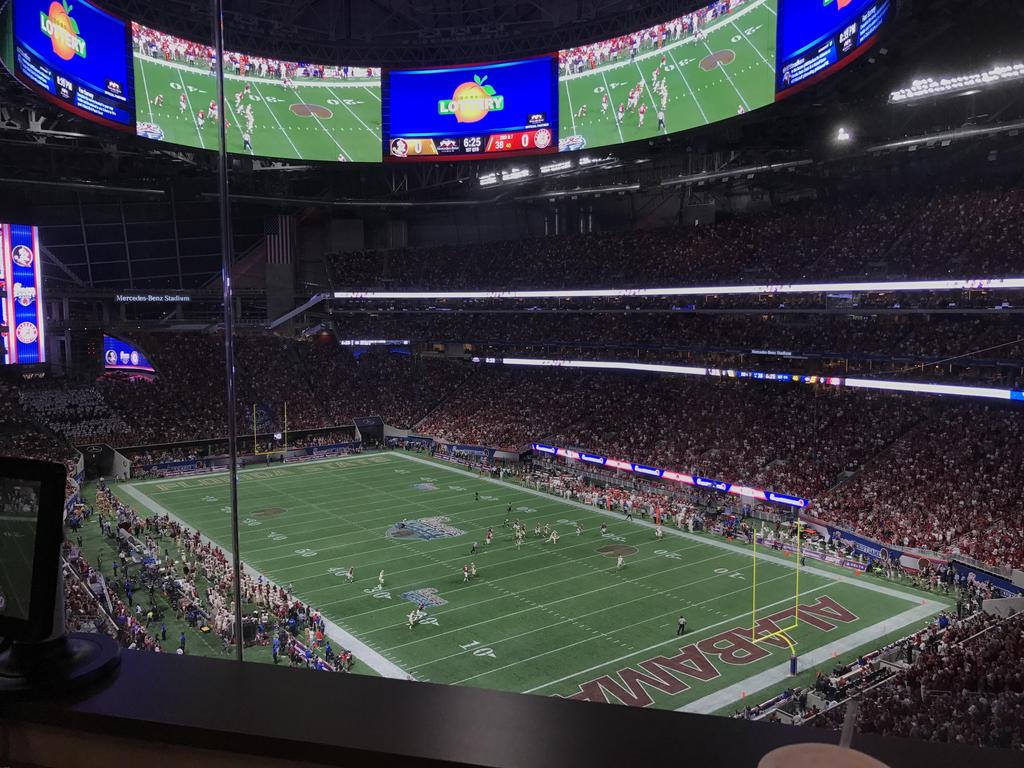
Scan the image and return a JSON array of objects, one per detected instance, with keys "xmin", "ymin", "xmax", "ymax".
[{"xmin": 3, "ymin": 0, "xmax": 1024, "ymax": 763}]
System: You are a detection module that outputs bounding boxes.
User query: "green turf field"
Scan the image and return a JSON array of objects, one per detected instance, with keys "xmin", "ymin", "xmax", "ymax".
[
  {"xmin": 558, "ymin": 0, "xmax": 777, "ymax": 152},
  {"xmin": 132, "ymin": 52, "xmax": 381, "ymax": 163},
  {"xmin": 119, "ymin": 450, "xmax": 948, "ymax": 713}
]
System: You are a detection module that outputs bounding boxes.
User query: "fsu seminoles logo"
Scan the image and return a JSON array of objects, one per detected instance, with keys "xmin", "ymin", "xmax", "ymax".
[
  {"xmin": 387, "ymin": 516, "xmax": 464, "ymax": 541},
  {"xmin": 390, "ymin": 138, "xmax": 409, "ymax": 158},
  {"xmin": 11, "ymin": 245, "xmax": 34, "ymax": 268},
  {"xmin": 105, "ymin": 349, "xmax": 117, "ymax": 365},
  {"xmin": 13, "ymin": 283, "xmax": 36, "ymax": 307},
  {"xmin": 40, "ymin": 0, "xmax": 87, "ymax": 61},
  {"xmin": 16, "ymin": 322, "xmax": 39, "ymax": 344},
  {"xmin": 438, "ymin": 74, "xmax": 504, "ymax": 123}
]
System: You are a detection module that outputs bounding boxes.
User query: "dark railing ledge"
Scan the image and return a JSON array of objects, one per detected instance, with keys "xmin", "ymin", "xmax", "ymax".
[{"xmin": 2, "ymin": 649, "xmax": 1020, "ymax": 768}]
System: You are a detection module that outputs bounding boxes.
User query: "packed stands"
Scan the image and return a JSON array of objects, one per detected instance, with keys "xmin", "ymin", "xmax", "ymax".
[{"xmin": 327, "ymin": 187, "xmax": 1024, "ymax": 290}]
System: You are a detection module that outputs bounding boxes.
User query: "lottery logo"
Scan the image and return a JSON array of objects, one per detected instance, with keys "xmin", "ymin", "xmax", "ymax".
[{"xmin": 15, "ymin": 322, "xmax": 39, "ymax": 344}]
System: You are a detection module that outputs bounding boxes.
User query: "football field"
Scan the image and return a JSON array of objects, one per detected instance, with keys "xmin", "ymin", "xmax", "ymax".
[
  {"xmin": 133, "ymin": 55, "xmax": 381, "ymax": 163},
  {"xmin": 559, "ymin": 0, "xmax": 777, "ymax": 151},
  {"xmin": 121, "ymin": 451, "xmax": 948, "ymax": 714}
]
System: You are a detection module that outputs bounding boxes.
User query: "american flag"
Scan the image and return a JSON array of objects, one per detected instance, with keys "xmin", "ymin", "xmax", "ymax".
[{"xmin": 265, "ymin": 214, "xmax": 294, "ymax": 265}]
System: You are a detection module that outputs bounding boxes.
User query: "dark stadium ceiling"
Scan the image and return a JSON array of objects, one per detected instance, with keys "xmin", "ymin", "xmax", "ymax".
[{"xmin": 105, "ymin": 0, "xmax": 711, "ymax": 65}]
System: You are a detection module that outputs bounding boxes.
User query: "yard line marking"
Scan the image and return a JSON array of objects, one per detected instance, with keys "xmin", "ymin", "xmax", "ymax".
[
  {"xmin": 510, "ymin": 582, "xmax": 832, "ymax": 692},
  {"xmin": 599, "ymin": 69, "xmax": 625, "ymax": 144},
  {"xmin": 363, "ymin": 85, "xmax": 381, "ymax": 102},
  {"xmin": 730, "ymin": 21, "xmax": 774, "ymax": 71},
  {"xmin": 251, "ymin": 82, "xmax": 304, "ymax": 158},
  {"xmin": 698, "ymin": 37, "xmax": 749, "ymax": 111},
  {"xmin": 175, "ymin": 69, "xmax": 206, "ymax": 149},
  {"xmin": 326, "ymin": 86, "xmax": 381, "ymax": 140},
  {"xmin": 119, "ymin": 482, "xmax": 410, "ymax": 680},
  {"xmin": 678, "ymin": 600, "xmax": 946, "ymax": 714},
  {"xmin": 564, "ymin": 78, "xmax": 578, "ymax": 136},
  {"xmin": 138, "ymin": 57, "xmax": 154, "ymax": 123},
  {"xmin": 666, "ymin": 46, "xmax": 708, "ymax": 124}
]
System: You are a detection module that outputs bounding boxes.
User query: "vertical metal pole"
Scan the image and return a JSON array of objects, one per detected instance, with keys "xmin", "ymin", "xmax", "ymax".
[{"xmin": 212, "ymin": 0, "xmax": 244, "ymax": 663}]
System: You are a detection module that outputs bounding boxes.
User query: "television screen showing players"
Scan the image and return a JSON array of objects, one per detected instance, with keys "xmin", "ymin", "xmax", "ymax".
[
  {"xmin": 1, "ymin": 223, "xmax": 45, "ymax": 366},
  {"xmin": 10, "ymin": 0, "xmax": 134, "ymax": 128},
  {"xmin": 102, "ymin": 334, "xmax": 154, "ymax": 373},
  {"xmin": 776, "ymin": 0, "xmax": 889, "ymax": 96},
  {"xmin": 132, "ymin": 23, "xmax": 382, "ymax": 163},
  {"xmin": 557, "ymin": 0, "xmax": 777, "ymax": 152},
  {"xmin": 383, "ymin": 56, "xmax": 558, "ymax": 160}
]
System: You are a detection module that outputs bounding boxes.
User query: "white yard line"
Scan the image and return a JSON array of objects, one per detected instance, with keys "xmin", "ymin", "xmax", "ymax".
[
  {"xmin": 175, "ymin": 69, "xmax": 206, "ymax": 149},
  {"xmin": 564, "ymin": 79, "xmax": 578, "ymax": 135},
  {"xmin": 699, "ymin": 37, "xmax": 750, "ymax": 111},
  {"xmin": 730, "ymin": 21, "xmax": 775, "ymax": 71},
  {"xmin": 119, "ymin": 482, "xmax": 411, "ymax": 680},
  {"xmin": 325, "ymin": 86, "xmax": 381, "ymax": 140},
  {"xmin": 666, "ymin": 46, "xmax": 709, "ymax": 124},
  {"xmin": 678, "ymin": 601, "xmax": 945, "ymax": 714},
  {"xmin": 599, "ymin": 69, "xmax": 625, "ymax": 144},
  {"xmin": 138, "ymin": 58, "xmax": 154, "ymax": 123},
  {"xmin": 251, "ymin": 82, "xmax": 304, "ymax": 157}
]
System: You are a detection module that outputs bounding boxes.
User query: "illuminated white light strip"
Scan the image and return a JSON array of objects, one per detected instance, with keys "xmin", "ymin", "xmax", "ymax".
[
  {"xmin": 473, "ymin": 356, "xmax": 1024, "ymax": 403},
  {"xmin": 890, "ymin": 63, "xmax": 1024, "ymax": 103},
  {"xmin": 333, "ymin": 276, "xmax": 1024, "ymax": 300}
]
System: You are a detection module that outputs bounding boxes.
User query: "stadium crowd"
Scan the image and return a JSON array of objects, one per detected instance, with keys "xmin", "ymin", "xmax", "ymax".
[
  {"xmin": 328, "ymin": 186, "xmax": 1024, "ymax": 290},
  {"xmin": 853, "ymin": 611, "xmax": 1024, "ymax": 749}
]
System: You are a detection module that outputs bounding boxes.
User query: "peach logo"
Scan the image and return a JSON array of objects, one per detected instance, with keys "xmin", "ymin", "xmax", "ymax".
[
  {"xmin": 437, "ymin": 74, "xmax": 503, "ymax": 123},
  {"xmin": 40, "ymin": 1, "xmax": 87, "ymax": 61}
]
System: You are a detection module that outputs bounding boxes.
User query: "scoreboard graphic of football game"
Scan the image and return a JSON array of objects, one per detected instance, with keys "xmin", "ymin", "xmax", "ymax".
[{"xmin": 383, "ymin": 56, "xmax": 558, "ymax": 160}]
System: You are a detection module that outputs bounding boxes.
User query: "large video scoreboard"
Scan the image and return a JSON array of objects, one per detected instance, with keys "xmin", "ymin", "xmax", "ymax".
[
  {"xmin": 383, "ymin": 56, "xmax": 558, "ymax": 161},
  {"xmin": 1, "ymin": 224, "xmax": 45, "ymax": 366},
  {"xmin": 10, "ymin": 0, "xmax": 133, "ymax": 129}
]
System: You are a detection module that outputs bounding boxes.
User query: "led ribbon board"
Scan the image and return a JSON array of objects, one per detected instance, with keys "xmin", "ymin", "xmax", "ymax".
[
  {"xmin": 481, "ymin": 357, "xmax": 1024, "ymax": 403},
  {"xmin": 1, "ymin": 224, "xmax": 45, "ymax": 365},
  {"xmin": 532, "ymin": 443, "xmax": 810, "ymax": 508}
]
